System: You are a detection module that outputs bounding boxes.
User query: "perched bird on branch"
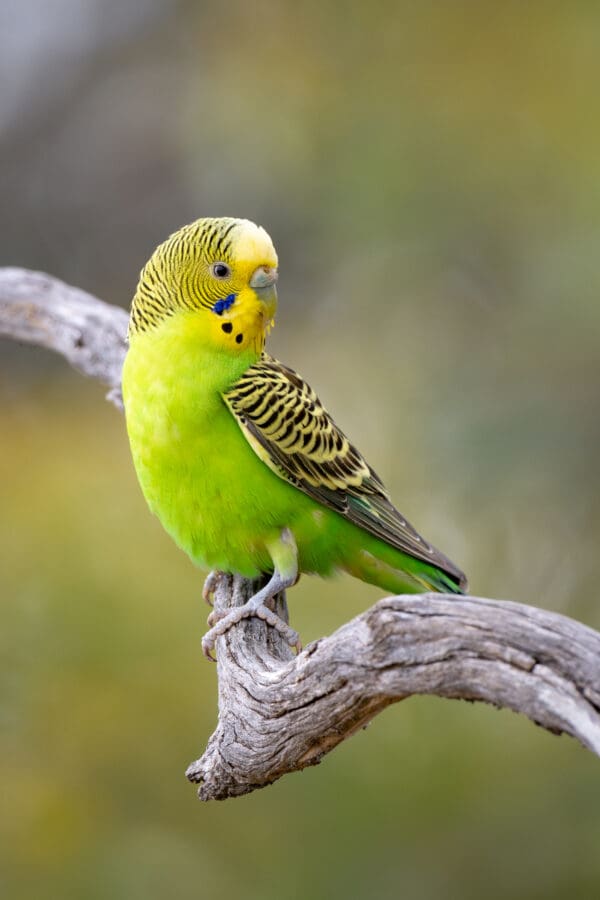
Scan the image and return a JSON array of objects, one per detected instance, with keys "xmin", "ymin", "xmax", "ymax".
[{"xmin": 122, "ymin": 217, "xmax": 467, "ymax": 658}]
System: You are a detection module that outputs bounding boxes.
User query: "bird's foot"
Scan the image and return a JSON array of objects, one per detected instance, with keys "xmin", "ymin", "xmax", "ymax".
[
  {"xmin": 202, "ymin": 529, "xmax": 301, "ymax": 661},
  {"xmin": 202, "ymin": 593, "xmax": 301, "ymax": 661},
  {"xmin": 202, "ymin": 570, "xmax": 224, "ymax": 607}
]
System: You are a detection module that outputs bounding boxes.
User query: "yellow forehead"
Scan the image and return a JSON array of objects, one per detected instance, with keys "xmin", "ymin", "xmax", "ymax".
[{"xmin": 230, "ymin": 219, "xmax": 278, "ymax": 269}]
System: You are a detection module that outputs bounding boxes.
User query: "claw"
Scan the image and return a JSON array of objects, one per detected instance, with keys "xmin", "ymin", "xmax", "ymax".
[
  {"xmin": 202, "ymin": 570, "xmax": 223, "ymax": 606},
  {"xmin": 202, "ymin": 635, "xmax": 217, "ymax": 662},
  {"xmin": 201, "ymin": 598, "xmax": 301, "ymax": 660},
  {"xmin": 207, "ymin": 608, "xmax": 226, "ymax": 628}
]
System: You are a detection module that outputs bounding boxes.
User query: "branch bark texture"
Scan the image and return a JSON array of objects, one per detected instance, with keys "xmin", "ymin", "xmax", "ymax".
[
  {"xmin": 2, "ymin": 266, "xmax": 599, "ymax": 801},
  {"xmin": 0, "ymin": 267, "xmax": 128, "ymax": 406},
  {"xmin": 186, "ymin": 576, "xmax": 600, "ymax": 799}
]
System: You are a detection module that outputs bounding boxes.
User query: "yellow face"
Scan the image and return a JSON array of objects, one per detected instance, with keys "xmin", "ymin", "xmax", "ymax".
[
  {"xmin": 129, "ymin": 217, "xmax": 279, "ymax": 354},
  {"xmin": 202, "ymin": 220, "xmax": 279, "ymax": 354}
]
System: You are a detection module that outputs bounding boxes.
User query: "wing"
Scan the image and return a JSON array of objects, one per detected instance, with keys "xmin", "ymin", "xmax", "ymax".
[{"xmin": 223, "ymin": 354, "xmax": 465, "ymax": 587}]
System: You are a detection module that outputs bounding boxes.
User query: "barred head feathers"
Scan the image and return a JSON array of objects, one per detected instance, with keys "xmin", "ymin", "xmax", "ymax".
[{"xmin": 128, "ymin": 217, "xmax": 277, "ymax": 337}]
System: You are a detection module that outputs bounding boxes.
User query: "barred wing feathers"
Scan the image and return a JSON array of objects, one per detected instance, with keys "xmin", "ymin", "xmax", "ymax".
[{"xmin": 223, "ymin": 355, "xmax": 465, "ymax": 588}]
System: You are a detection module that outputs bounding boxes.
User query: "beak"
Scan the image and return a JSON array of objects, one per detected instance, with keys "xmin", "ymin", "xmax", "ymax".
[
  {"xmin": 250, "ymin": 265, "xmax": 278, "ymax": 318},
  {"xmin": 250, "ymin": 265, "xmax": 278, "ymax": 289}
]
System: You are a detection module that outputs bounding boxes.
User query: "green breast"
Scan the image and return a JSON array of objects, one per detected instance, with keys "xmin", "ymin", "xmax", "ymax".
[{"xmin": 121, "ymin": 318, "xmax": 317, "ymax": 575}]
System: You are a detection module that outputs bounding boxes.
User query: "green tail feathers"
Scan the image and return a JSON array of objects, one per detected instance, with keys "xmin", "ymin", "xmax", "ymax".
[
  {"xmin": 345, "ymin": 536, "xmax": 467, "ymax": 597},
  {"xmin": 416, "ymin": 566, "xmax": 466, "ymax": 595},
  {"xmin": 383, "ymin": 557, "xmax": 466, "ymax": 595}
]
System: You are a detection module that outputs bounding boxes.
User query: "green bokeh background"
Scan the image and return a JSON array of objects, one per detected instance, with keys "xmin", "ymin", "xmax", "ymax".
[{"xmin": 2, "ymin": 2, "xmax": 600, "ymax": 898}]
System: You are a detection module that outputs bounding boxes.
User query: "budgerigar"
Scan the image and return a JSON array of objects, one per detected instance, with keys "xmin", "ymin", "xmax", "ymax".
[{"xmin": 122, "ymin": 217, "xmax": 467, "ymax": 659}]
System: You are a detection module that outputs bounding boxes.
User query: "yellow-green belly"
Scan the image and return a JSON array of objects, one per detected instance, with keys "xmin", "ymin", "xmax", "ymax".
[{"xmin": 121, "ymin": 326, "xmax": 343, "ymax": 578}]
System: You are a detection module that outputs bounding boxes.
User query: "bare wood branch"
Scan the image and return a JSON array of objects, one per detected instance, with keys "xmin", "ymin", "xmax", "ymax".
[
  {"xmin": 2, "ymin": 266, "xmax": 599, "ymax": 802},
  {"xmin": 0, "ymin": 267, "xmax": 128, "ymax": 407},
  {"xmin": 185, "ymin": 575, "xmax": 600, "ymax": 800}
]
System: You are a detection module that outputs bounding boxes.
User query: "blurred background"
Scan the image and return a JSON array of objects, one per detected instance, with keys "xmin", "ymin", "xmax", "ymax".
[{"xmin": 2, "ymin": 1, "xmax": 600, "ymax": 897}]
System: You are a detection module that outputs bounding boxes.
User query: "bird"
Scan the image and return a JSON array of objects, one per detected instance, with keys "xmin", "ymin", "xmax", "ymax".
[{"xmin": 122, "ymin": 217, "xmax": 467, "ymax": 659}]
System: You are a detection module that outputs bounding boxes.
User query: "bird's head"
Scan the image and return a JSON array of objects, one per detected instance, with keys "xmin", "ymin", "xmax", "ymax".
[{"xmin": 128, "ymin": 217, "xmax": 279, "ymax": 354}]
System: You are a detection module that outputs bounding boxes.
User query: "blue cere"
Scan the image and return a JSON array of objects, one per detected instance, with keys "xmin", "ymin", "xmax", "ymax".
[{"xmin": 212, "ymin": 294, "xmax": 236, "ymax": 315}]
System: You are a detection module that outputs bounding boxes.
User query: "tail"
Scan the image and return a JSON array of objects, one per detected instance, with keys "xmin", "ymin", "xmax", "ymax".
[
  {"xmin": 345, "ymin": 536, "xmax": 468, "ymax": 597},
  {"xmin": 413, "ymin": 564, "xmax": 467, "ymax": 595}
]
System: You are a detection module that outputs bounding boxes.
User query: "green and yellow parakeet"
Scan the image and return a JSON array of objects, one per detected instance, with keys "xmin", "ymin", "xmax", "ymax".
[{"xmin": 122, "ymin": 217, "xmax": 467, "ymax": 658}]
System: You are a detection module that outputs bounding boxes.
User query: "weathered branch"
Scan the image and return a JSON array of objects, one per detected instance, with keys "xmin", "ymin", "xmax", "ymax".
[
  {"xmin": 2, "ymin": 266, "xmax": 599, "ymax": 802},
  {"xmin": 185, "ymin": 576, "xmax": 600, "ymax": 799},
  {"xmin": 0, "ymin": 267, "xmax": 128, "ymax": 407}
]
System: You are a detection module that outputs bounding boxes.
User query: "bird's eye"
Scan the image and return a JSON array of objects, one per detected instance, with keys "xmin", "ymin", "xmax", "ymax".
[{"xmin": 211, "ymin": 263, "xmax": 231, "ymax": 279}]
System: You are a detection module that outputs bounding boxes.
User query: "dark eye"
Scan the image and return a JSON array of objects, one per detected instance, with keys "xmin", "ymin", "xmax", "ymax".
[{"xmin": 211, "ymin": 262, "xmax": 231, "ymax": 279}]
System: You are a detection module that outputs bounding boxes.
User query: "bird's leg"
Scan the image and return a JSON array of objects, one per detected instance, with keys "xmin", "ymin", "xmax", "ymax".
[
  {"xmin": 201, "ymin": 529, "xmax": 301, "ymax": 661},
  {"xmin": 202, "ymin": 569, "xmax": 224, "ymax": 607}
]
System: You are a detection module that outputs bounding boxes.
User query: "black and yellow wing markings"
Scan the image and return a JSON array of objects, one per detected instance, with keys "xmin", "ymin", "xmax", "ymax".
[{"xmin": 223, "ymin": 354, "xmax": 466, "ymax": 589}]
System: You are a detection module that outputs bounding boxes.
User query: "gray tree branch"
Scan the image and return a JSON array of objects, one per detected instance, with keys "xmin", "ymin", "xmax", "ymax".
[
  {"xmin": 2, "ymin": 266, "xmax": 599, "ymax": 802},
  {"xmin": 0, "ymin": 267, "xmax": 128, "ymax": 406}
]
